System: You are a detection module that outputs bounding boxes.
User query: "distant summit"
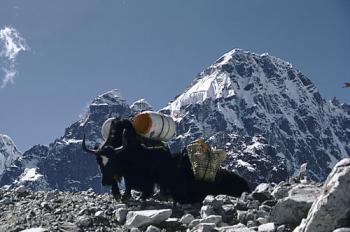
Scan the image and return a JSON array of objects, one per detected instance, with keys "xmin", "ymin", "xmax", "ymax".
[
  {"xmin": 163, "ymin": 48, "xmax": 350, "ymax": 185},
  {"xmin": 0, "ymin": 134, "xmax": 21, "ymax": 178}
]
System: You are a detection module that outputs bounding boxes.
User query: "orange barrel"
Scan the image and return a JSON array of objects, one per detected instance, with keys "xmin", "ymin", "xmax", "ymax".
[
  {"xmin": 101, "ymin": 117, "xmax": 115, "ymax": 140},
  {"xmin": 132, "ymin": 111, "xmax": 176, "ymax": 141}
]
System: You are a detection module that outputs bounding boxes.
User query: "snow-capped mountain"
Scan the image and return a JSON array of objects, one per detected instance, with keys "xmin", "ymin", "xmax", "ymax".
[
  {"xmin": 162, "ymin": 49, "xmax": 350, "ymax": 185},
  {"xmin": 0, "ymin": 90, "xmax": 134, "ymax": 191},
  {"xmin": 1, "ymin": 49, "xmax": 350, "ymax": 190},
  {"xmin": 0, "ymin": 134, "xmax": 21, "ymax": 178}
]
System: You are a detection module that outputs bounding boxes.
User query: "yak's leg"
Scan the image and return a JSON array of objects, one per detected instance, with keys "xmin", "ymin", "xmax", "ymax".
[
  {"xmin": 111, "ymin": 180, "xmax": 121, "ymax": 200},
  {"xmin": 121, "ymin": 178, "xmax": 132, "ymax": 202}
]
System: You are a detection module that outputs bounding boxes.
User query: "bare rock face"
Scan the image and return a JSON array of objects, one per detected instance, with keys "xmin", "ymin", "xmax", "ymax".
[
  {"xmin": 294, "ymin": 158, "xmax": 350, "ymax": 232},
  {"xmin": 271, "ymin": 183, "xmax": 321, "ymax": 226}
]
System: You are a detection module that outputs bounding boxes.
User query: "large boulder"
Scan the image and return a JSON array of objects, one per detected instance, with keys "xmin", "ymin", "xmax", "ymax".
[
  {"xmin": 294, "ymin": 158, "xmax": 350, "ymax": 232},
  {"xmin": 125, "ymin": 209, "xmax": 172, "ymax": 229},
  {"xmin": 271, "ymin": 183, "xmax": 321, "ymax": 226}
]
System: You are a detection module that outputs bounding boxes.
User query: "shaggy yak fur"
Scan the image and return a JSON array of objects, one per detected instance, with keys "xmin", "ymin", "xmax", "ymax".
[{"xmin": 82, "ymin": 118, "xmax": 251, "ymax": 204}]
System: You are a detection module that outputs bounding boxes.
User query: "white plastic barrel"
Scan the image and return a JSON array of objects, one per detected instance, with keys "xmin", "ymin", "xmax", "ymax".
[
  {"xmin": 101, "ymin": 117, "xmax": 115, "ymax": 140},
  {"xmin": 132, "ymin": 111, "xmax": 176, "ymax": 141}
]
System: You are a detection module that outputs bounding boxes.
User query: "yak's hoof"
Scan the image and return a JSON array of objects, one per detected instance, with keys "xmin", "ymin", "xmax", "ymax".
[
  {"xmin": 121, "ymin": 194, "xmax": 131, "ymax": 202},
  {"xmin": 112, "ymin": 193, "xmax": 121, "ymax": 201}
]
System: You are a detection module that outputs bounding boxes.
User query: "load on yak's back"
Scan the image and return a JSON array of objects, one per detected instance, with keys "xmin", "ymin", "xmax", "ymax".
[{"xmin": 187, "ymin": 139, "xmax": 227, "ymax": 182}]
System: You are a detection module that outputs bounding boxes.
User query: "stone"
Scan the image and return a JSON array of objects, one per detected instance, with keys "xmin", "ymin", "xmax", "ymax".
[
  {"xmin": 257, "ymin": 217, "xmax": 269, "ymax": 225},
  {"xmin": 130, "ymin": 228, "xmax": 141, "ymax": 232},
  {"xmin": 125, "ymin": 209, "xmax": 172, "ymax": 228},
  {"xmin": 271, "ymin": 183, "xmax": 320, "ymax": 226},
  {"xmin": 237, "ymin": 210, "xmax": 247, "ymax": 224},
  {"xmin": 180, "ymin": 214, "xmax": 195, "ymax": 225},
  {"xmin": 276, "ymin": 225, "xmax": 286, "ymax": 232},
  {"xmin": 115, "ymin": 208, "xmax": 128, "ymax": 223},
  {"xmin": 15, "ymin": 185, "xmax": 27, "ymax": 194},
  {"xmin": 76, "ymin": 215, "xmax": 91, "ymax": 227},
  {"xmin": 145, "ymin": 225, "xmax": 161, "ymax": 232},
  {"xmin": 200, "ymin": 205, "xmax": 216, "ymax": 219},
  {"xmin": 218, "ymin": 223, "xmax": 255, "ymax": 232},
  {"xmin": 258, "ymin": 223, "xmax": 276, "ymax": 232},
  {"xmin": 201, "ymin": 215, "xmax": 222, "ymax": 226},
  {"xmin": 271, "ymin": 184, "xmax": 290, "ymax": 200},
  {"xmin": 293, "ymin": 159, "xmax": 350, "ymax": 232},
  {"xmin": 191, "ymin": 223, "xmax": 216, "ymax": 232},
  {"xmin": 220, "ymin": 204, "xmax": 237, "ymax": 223},
  {"xmin": 203, "ymin": 195, "xmax": 217, "ymax": 206},
  {"xmin": 0, "ymin": 198, "xmax": 12, "ymax": 205},
  {"xmin": 20, "ymin": 228, "xmax": 49, "ymax": 232},
  {"xmin": 333, "ymin": 229, "xmax": 350, "ymax": 232},
  {"xmin": 94, "ymin": 210, "xmax": 104, "ymax": 218},
  {"xmin": 247, "ymin": 220, "xmax": 257, "ymax": 227},
  {"xmin": 262, "ymin": 200, "xmax": 277, "ymax": 207},
  {"xmin": 189, "ymin": 219, "xmax": 201, "ymax": 229},
  {"xmin": 252, "ymin": 183, "xmax": 272, "ymax": 202}
]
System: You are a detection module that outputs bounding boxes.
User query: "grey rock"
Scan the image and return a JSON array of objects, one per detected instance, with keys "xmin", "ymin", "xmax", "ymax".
[
  {"xmin": 145, "ymin": 225, "xmax": 161, "ymax": 232},
  {"xmin": 257, "ymin": 217, "xmax": 269, "ymax": 225},
  {"xmin": 94, "ymin": 210, "xmax": 104, "ymax": 218},
  {"xmin": 189, "ymin": 219, "xmax": 202, "ymax": 229},
  {"xmin": 76, "ymin": 215, "xmax": 91, "ymax": 227},
  {"xmin": 237, "ymin": 210, "xmax": 247, "ymax": 224},
  {"xmin": 180, "ymin": 213, "xmax": 195, "ymax": 225},
  {"xmin": 247, "ymin": 220, "xmax": 257, "ymax": 227},
  {"xmin": 191, "ymin": 223, "xmax": 217, "ymax": 232},
  {"xmin": 271, "ymin": 185, "xmax": 290, "ymax": 200},
  {"xmin": 258, "ymin": 223, "xmax": 276, "ymax": 232},
  {"xmin": 333, "ymin": 228, "xmax": 350, "ymax": 232},
  {"xmin": 276, "ymin": 225, "xmax": 286, "ymax": 232},
  {"xmin": 201, "ymin": 215, "xmax": 222, "ymax": 226},
  {"xmin": 125, "ymin": 209, "xmax": 172, "ymax": 228},
  {"xmin": 20, "ymin": 228, "xmax": 49, "ymax": 232},
  {"xmin": 218, "ymin": 223, "xmax": 255, "ymax": 232},
  {"xmin": 293, "ymin": 159, "xmax": 350, "ymax": 232},
  {"xmin": 271, "ymin": 183, "xmax": 320, "ymax": 225},
  {"xmin": 15, "ymin": 185, "xmax": 27, "ymax": 194},
  {"xmin": 130, "ymin": 228, "xmax": 142, "ymax": 232},
  {"xmin": 201, "ymin": 205, "xmax": 216, "ymax": 219},
  {"xmin": 252, "ymin": 183, "xmax": 272, "ymax": 202},
  {"xmin": 0, "ymin": 197, "xmax": 12, "ymax": 205},
  {"xmin": 115, "ymin": 208, "xmax": 128, "ymax": 223}
]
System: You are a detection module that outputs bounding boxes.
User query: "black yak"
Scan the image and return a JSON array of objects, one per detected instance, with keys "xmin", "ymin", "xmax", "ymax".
[{"xmin": 82, "ymin": 118, "xmax": 251, "ymax": 204}]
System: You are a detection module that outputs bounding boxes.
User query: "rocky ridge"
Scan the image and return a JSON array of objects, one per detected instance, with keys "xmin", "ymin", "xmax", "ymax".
[{"xmin": 0, "ymin": 159, "xmax": 349, "ymax": 232}]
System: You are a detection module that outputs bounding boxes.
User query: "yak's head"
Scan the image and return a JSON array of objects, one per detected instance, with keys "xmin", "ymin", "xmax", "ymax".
[{"xmin": 82, "ymin": 118, "xmax": 130, "ymax": 186}]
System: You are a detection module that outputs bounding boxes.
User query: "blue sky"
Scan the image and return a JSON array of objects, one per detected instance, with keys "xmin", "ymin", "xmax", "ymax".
[{"xmin": 0, "ymin": 0, "xmax": 349, "ymax": 152}]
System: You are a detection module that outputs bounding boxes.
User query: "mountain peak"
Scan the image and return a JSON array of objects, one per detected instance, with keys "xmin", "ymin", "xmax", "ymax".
[
  {"xmin": 90, "ymin": 89, "xmax": 126, "ymax": 106},
  {"xmin": 130, "ymin": 99, "xmax": 153, "ymax": 113},
  {"xmin": 0, "ymin": 134, "xmax": 21, "ymax": 176}
]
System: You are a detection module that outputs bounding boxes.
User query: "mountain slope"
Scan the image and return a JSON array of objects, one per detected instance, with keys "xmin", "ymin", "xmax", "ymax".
[{"xmin": 162, "ymin": 49, "xmax": 350, "ymax": 185}]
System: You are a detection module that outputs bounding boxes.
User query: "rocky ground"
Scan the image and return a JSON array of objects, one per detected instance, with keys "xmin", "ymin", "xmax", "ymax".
[{"xmin": 1, "ymin": 158, "xmax": 350, "ymax": 232}]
